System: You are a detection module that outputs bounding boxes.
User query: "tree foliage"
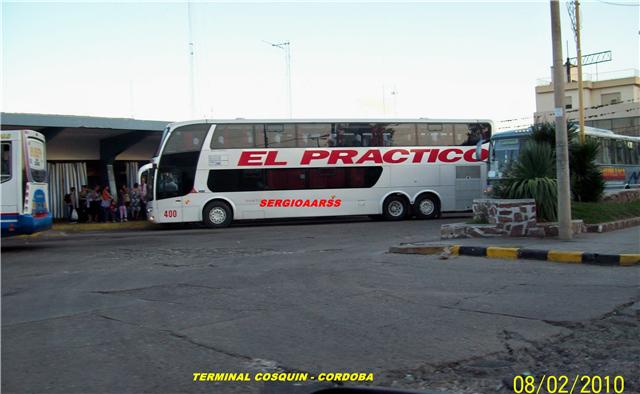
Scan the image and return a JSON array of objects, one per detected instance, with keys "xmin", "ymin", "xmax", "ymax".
[
  {"xmin": 496, "ymin": 142, "xmax": 558, "ymax": 222},
  {"xmin": 569, "ymin": 139, "xmax": 605, "ymax": 202},
  {"xmin": 497, "ymin": 122, "xmax": 605, "ymax": 204}
]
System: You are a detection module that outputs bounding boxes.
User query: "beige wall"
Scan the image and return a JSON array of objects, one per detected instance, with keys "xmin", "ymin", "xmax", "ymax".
[{"xmin": 534, "ymin": 76, "xmax": 640, "ymax": 136}]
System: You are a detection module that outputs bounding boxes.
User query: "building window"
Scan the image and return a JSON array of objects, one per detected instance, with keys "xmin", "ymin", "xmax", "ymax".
[
  {"xmin": 564, "ymin": 96, "xmax": 572, "ymax": 109},
  {"xmin": 601, "ymin": 92, "xmax": 622, "ymax": 105}
]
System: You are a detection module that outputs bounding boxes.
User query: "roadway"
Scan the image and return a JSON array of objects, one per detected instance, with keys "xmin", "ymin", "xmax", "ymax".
[{"xmin": 2, "ymin": 216, "xmax": 638, "ymax": 393}]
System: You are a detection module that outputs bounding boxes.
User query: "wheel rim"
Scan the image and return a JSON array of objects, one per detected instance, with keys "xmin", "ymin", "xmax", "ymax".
[
  {"xmin": 388, "ymin": 200, "xmax": 404, "ymax": 217},
  {"xmin": 419, "ymin": 199, "xmax": 435, "ymax": 216},
  {"xmin": 209, "ymin": 207, "xmax": 227, "ymax": 225}
]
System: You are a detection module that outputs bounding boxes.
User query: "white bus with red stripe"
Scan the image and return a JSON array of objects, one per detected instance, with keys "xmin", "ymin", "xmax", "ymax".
[{"xmin": 139, "ymin": 119, "xmax": 492, "ymax": 228}]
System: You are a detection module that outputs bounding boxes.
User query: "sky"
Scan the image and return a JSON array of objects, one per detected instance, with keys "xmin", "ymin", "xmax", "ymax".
[{"xmin": 2, "ymin": 1, "xmax": 639, "ymax": 125}]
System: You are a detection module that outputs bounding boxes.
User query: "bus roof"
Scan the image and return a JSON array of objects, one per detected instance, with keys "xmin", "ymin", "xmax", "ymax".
[
  {"xmin": 492, "ymin": 126, "xmax": 639, "ymax": 142},
  {"xmin": 167, "ymin": 118, "xmax": 494, "ymax": 129},
  {"xmin": 0, "ymin": 129, "xmax": 45, "ymax": 141}
]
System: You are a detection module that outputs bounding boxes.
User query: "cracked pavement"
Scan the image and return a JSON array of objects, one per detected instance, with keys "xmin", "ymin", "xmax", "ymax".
[{"xmin": 2, "ymin": 217, "xmax": 639, "ymax": 393}]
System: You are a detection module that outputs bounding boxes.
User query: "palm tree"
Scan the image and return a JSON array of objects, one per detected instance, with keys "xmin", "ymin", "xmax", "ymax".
[
  {"xmin": 497, "ymin": 142, "xmax": 558, "ymax": 222},
  {"xmin": 570, "ymin": 139, "xmax": 605, "ymax": 202},
  {"xmin": 514, "ymin": 122, "xmax": 605, "ymax": 203}
]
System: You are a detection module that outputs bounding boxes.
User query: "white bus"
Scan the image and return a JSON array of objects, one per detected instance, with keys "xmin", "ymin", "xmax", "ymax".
[
  {"xmin": 139, "ymin": 119, "xmax": 492, "ymax": 228},
  {"xmin": 1, "ymin": 130, "xmax": 52, "ymax": 236}
]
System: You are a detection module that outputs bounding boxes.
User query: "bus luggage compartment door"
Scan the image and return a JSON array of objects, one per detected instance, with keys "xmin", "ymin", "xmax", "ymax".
[{"xmin": 454, "ymin": 165, "xmax": 482, "ymax": 211}]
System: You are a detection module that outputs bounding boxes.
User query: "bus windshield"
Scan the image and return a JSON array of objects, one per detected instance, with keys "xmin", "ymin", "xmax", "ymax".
[
  {"xmin": 489, "ymin": 137, "xmax": 522, "ymax": 179},
  {"xmin": 27, "ymin": 137, "xmax": 47, "ymax": 182}
]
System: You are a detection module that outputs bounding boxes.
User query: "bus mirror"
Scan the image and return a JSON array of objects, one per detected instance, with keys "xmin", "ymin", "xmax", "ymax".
[
  {"xmin": 152, "ymin": 163, "xmax": 157, "ymax": 170},
  {"xmin": 474, "ymin": 140, "xmax": 485, "ymax": 162}
]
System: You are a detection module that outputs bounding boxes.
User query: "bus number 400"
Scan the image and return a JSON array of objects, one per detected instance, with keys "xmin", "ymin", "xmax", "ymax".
[{"xmin": 164, "ymin": 210, "xmax": 178, "ymax": 218}]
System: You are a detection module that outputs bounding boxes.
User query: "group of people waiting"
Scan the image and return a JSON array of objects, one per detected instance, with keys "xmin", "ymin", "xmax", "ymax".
[{"xmin": 64, "ymin": 182, "xmax": 147, "ymax": 223}]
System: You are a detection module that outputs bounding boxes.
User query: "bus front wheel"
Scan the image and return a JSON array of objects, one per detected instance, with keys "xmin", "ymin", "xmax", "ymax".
[
  {"xmin": 382, "ymin": 195, "xmax": 409, "ymax": 221},
  {"xmin": 203, "ymin": 201, "xmax": 233, "ymax": 228},
  {"xmin": 414, "ymin": 194, "xmax": 440, "ymax": 219}
]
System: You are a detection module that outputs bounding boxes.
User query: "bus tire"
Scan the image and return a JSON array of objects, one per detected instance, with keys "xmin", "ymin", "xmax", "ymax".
[
  {"xmin": 203, "ymin": 201, "xmax": 233, "ymax": 228},
  {"xmin": 382, "ymin": 195, "xmax": 409, "ymax": 221},
  {"xmin": 414, "ymin": 194, "xmax": 440, "ymax": 219}
]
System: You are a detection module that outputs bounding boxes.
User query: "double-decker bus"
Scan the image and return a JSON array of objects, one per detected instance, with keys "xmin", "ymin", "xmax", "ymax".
[
  {"xmin": 488, "ymin": 126, "xmax": 640, "ymax": 189},
  {"xmin": 1, "ymin": 130, "xmax": 52, "ymax": 237},
  {"xmin": 138, "ymin": 119, "xmax": 492, "ymax": 228}
]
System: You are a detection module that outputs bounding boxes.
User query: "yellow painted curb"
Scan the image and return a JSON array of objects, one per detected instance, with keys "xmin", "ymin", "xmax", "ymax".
[
  {"xmin": 53, "ymin": 221, "xmax": 150, "ymax": 232},
  {"xmin": 619, "ymin": 254, "xmax": 640, "ymax": 266},
  {"xmin": 486, "ymin": 247, "xmax": 519, "ymax": 259},
  {"xmin": 450, "ymin": 245, "xmax": 460, "ymax": 256},
  {"xmin": 547, "ymin": 250, "xmax": 583, "ymax": 263}
]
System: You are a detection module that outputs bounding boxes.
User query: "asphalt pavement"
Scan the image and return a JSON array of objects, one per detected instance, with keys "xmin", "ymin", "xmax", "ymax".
[{"xmin": 2, "ymin": 216, "xmax": 638, "ymax": 394}]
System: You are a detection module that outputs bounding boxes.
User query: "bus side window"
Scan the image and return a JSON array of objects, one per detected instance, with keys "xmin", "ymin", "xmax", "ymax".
[
  {"xmin": 458, "ymin": 123, "xmax": 489, "ymax": 146},
  {"xmin": 593, "ymin": 137, "xmax": 604, "ymax": 164},
  {"xmin": 615, "ymin": 140, "xmax": 625, "ymax": 165},
  {"xmin": 265, "ymin": 124, "xmax": 296, "ymax": 148},
  {"xmin": 606, "ymin": 139, "xmax": 616, "ymax": 165},
  {"xmin": 454, "ymin": 124, "xmax": 470, "ymax": 145},
  {"xmin": 417, "ymin": 123, "xmax": 454, "ymax": 146},
  {"xmin": 632, "ymin": 141, "xmax": 639, "ymax": 165},
  {"xmin": 1, "ymin": 142, "xmax": 11, "ymax": 182},
  {"xmin": 385, "ymin": 124, "xmax": 416, "ymax": 147},
  {"xmin": 295, "ymin": 124, "xmax": 331, "ymax": 148}
]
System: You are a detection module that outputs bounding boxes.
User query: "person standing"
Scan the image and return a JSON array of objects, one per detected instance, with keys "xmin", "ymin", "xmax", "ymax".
[
  {"xmin": 101, "ymin": 186, "xmax": 114, "ymax": 223},
  {"xmin": 63, "ymin": 190, "xmax": 72, "ymax": 222},
  {"xmin": 140, "ymin": 175, "xmax": 148, "ymax": 219},
  {"xmin": 130, "ymin": 183, "xmax": 141, "ymax": 220},
  {"xmin": 118, "ymin": 185, "xmax": 129, "ymax": 222},
  {"xmin": 89, "ymin": 185, "xmax": 101, "ymax": 222},
  {"xmin": 64, "ymin": 187, "xmax": 78, "ymax": 223},
  {"xmin": 78, "ymin": 185, "xmax": 89, "ymax": 223}
]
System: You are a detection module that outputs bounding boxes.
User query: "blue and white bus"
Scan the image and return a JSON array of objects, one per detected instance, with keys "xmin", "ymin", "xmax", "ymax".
[
  {"xmin": 488, "ymin": 126, "xmax": 640, "ymax": 189},
  {"xmin": 1, "ymin": 130, "xmax": 52, "ymax": 237}
]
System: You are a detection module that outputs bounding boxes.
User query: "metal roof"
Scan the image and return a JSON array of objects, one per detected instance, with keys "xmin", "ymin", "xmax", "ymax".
[{"xmin": 0, "ymin": 112, "xmax": 170, "ymax": 131}]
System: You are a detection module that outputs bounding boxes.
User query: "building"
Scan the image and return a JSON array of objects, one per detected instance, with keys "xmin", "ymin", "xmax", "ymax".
[
  {"xmin": 1, "ymin": 112, "xmax": 169, "ymax": 218},
  {"xmin": 534, "ymin": 69, "xmax": 640, "ymax": 136}
]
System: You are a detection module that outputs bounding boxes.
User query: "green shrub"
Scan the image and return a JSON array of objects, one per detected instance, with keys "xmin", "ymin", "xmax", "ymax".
[
  {"xmin": 569, "ymin": 139, "xmax": 605, "ymax": 202},
  {"xmin": 495, "ymin": 142, "xmax": 558, "ymax": 222}
]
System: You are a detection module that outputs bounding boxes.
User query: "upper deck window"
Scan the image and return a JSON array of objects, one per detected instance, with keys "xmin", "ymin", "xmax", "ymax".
[
  {"xmin": 163, "ymin": 124, "xmax": 209, "ymax": 154},
  {"xmin": 206, "ymin": 122, "xmax": 492, "ymax": 149}
]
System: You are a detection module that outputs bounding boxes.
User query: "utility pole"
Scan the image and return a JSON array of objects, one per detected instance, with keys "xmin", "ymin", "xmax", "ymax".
[
  {"xmin": 187, "ymin": 1, "xmax": 196, "ymax": 118},
  {"xmin": 568, "ymin": 0, "xmax": 585, "ymax": 143},
  {"xmin": 263, "ymin": 41, "xmax": 292, "ymax": 118},
  {"xmin": 575, "ymin": 0, "xmax": 585, "ymax": 144},
  {"xmin": 551, "ymin": 0, "xmax": 573, "ymax": 240},
  {"xmin": 382, "ymin": 85, "xmax": 387, "ymax": 116}
]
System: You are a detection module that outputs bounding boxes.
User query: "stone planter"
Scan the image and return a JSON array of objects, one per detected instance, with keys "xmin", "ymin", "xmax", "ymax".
[{"xmin": 472, "ymin": 198, "xmax": 537, "ymax": 237}]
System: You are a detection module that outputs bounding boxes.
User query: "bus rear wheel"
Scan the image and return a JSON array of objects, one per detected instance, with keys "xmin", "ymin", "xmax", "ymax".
[
  {"xmin": 203, "ymin": 201, "xmax": 233, "ymax": 228},
  {"xmin": 383, "ymin": 195, "xmax": 409, "ymax": 221},
  {"xmin": 414, "ymin": 194, "xmax": 439, "ymax": 219}
]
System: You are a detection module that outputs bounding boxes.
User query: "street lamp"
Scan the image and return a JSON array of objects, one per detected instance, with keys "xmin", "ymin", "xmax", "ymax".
[{"xmin": 263, "ymin": 40, "xmax": 292, "ymax": 118}]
